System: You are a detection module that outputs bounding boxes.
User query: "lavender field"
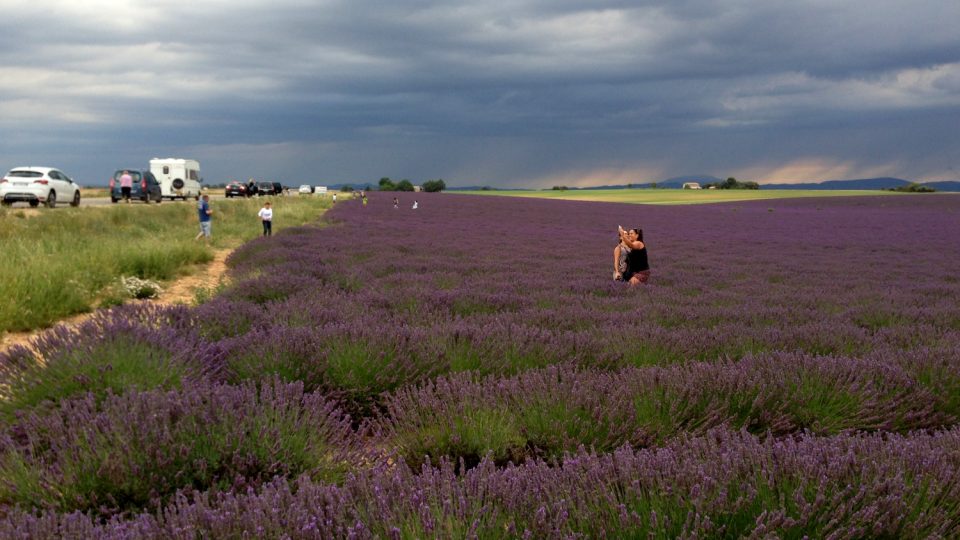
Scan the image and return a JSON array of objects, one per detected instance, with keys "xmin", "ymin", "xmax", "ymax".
[{"xmin": 2, "ymin": 193, "xmax": 960, "ymax": 537}]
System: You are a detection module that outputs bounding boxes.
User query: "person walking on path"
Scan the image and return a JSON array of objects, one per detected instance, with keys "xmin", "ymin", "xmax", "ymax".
[
  {"xmin": 195, "ymin": 194, "xmax": 212, "ymax": 244},
  {"xmin": 412, "ymin": 200, "xmax": 418, "ymax": 209},
  {"xmin": 258, "ymin": 201, "xmax": 273, "ymax": 237},
  {"xmin": 393, "ymin": 196, "xmax": 399, "ymax": 209},
  {"xmin": 119, "ymin": 170, "xmax": 133, "ymax": 203}
]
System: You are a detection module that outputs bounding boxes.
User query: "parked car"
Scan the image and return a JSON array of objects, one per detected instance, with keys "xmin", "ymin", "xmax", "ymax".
[
  {"xmin": 0, "ymin": 166, "xmax": 81, "ymax": 208},
  {"xmin": 225, "ymin": 181, "xmax": 251, "ymax": 198},
  {"xmin": 109, "ymin": 169, "xmax": 163, "ymax": 203},
  {"xmin": 258, "ymin": 181, "xmax": 283, "ymax": 196},
  {"xmin": 298, "ymin": 184, "xmax": 313, "ymax": 194}
]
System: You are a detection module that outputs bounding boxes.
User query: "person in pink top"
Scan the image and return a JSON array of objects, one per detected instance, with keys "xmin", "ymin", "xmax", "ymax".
[{"xmin": 119, "ymin": 170, "xmax": 133, "ymax": 203}]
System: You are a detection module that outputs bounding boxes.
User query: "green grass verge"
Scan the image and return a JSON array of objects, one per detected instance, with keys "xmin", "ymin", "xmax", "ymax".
[{"xmin": 0, "ymin": 196, "xmax": 333, "ymax": 334}]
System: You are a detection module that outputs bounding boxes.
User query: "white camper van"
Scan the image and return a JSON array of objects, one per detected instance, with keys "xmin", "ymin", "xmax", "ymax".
[{"xmin": 150, "ymin": 158, "xmax": 202, "ymax": 200}]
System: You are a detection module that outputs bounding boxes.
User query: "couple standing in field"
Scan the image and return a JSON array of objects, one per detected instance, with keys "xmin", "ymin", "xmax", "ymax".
[{"xmin": 613, "ymin": 225, "xmax": 650, "ymax": 285}]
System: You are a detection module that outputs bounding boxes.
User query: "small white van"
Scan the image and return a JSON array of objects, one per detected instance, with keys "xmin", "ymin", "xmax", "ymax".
[{"xmin": 150, "ymin": 158, "xmax": 202, "ymax": 200}]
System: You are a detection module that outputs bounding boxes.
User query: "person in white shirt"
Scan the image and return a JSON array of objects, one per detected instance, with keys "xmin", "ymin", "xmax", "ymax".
[
  {"xmin": 412, "ymin": 200, "xmax": 418, "ymax": 209},
  {"xmin": 258, "ymin": 201, "xmax": 273, "ymax": 236}
]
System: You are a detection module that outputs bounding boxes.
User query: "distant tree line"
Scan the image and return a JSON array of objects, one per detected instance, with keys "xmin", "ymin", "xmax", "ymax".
[
  {"xmin": 703, "ymin": 177, "xmax": 760, "ymax": 190},
  {"xmin": 421, "ymin": 179, "xmax": 446, "ymax": 192},
  {"xmin": 886, "ymin": 183, "xmax": 935, "ymax": 193},
  {"xmin": 376, "ymin": 178, "xmax": 446, "ymax": 192}
]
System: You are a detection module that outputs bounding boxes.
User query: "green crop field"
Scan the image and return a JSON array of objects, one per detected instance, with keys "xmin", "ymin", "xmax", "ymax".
[{"xmin": 455, "ymin": 188, "xmax": 908, "ymax": 205}]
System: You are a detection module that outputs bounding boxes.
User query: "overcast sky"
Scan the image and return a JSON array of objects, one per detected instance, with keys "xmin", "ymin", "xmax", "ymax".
[{"xmin": 1, "ymin": 0, "xmax": 958, "ymax": 188}]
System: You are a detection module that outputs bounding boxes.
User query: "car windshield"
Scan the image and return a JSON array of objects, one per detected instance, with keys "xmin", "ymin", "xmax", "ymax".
[{"xmin": 7, "ymin": 171, "xmax": 43, "ymax": 178}]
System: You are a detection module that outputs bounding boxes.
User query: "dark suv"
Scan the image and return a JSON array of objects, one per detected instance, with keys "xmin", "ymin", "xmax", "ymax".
[
  {"xmin": 258, "ymin": 181, "xmax": 283, "ymax": 196},
  {"xmin": 110, "ymin": 169, "xmax": 162, "ymax": 203}
]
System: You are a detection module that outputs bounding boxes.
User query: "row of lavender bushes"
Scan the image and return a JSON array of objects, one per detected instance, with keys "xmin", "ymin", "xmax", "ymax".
[
  {"xmin": 3, "ymin": 427, "xmax": 958, "ymax": 538},
  {"xmin": 2, "ymin": 193, "xmax": 960, "ymax": 535},
  {"xmin": 3, "ymin": 301, "xmax": 959, "ymax": 441},
  {"xmin": 4, "ymin": 348, "xmax": 959, "ymax": 516},
  {"xmin": 377, "ymin": 349, "xmax": 960, "ymax": 467}
]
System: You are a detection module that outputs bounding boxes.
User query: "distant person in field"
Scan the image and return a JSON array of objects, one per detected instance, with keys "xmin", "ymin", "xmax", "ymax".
[
  {"xmin": 195, "ymin": 194, "xmax": 212, "ymax": 244},
  {"xmin": 613, "ymin": 226, "xmax": 650, "ymax": 285},
  {"xmin": 119, "ymin": 170, "xmax": 133, "ymax": 203},
  {"xmin": 258, "ymin": 201, "xmax": 273, "ymax": 236},
  {"xmin": 362, "ymin": 193, "xmax": 368, "ymax": 207},
  {"xmin": 332, "ymin": 193, "xmax": 337, "ymax": 203},
  {"xmin": 412, "ymin": 200, "xmax": 418, "ymax": 209}
]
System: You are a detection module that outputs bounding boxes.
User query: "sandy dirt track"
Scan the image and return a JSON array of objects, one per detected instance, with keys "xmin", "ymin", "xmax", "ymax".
[{"xmin": 0, "ymin": 249, "xmax": 231, "ymax": 355}]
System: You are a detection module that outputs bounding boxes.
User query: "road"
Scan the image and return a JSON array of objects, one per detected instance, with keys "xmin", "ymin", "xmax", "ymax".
[
  {"xmin": 80, "ymin": 194, "xmax": 227, "ymax": 207},
  {"xmin": 2, "ymin": 193, "xmax": 226, "ymax": 209}
]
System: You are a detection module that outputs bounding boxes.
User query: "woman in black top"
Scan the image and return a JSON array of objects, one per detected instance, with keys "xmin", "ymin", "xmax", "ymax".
[{"xmin": 613, "ymin": 227, "xmax": 650, "ymax": 285}]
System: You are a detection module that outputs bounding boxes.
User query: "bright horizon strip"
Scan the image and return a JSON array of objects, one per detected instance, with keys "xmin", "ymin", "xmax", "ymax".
[{"xmin": 453, "ymin": 188, "xmax": 915, "ymax": 205}]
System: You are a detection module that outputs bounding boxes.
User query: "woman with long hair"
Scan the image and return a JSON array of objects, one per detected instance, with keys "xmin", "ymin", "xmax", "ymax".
[{"xmin": 613, "ymin": 226, "xmax": 650, "ymax": 285}]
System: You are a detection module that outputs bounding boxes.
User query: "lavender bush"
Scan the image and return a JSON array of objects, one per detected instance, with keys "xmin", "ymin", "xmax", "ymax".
[
  {"xmin": 0, "ymin": 304, "xmax": 220, "ymax": 421},
  {"xmin": 0, "ymin": 379, "xmax": 355, "ymax": 516},
  {"xmin": 2, "ymin": 427, "xmax": 958, "ymax": 538}
]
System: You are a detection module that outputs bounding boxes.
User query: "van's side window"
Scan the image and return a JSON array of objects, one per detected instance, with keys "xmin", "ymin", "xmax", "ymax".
[
  {"xmin": 189, "ymin": 170, "xmax": 197, "ymax": 180},
  {"xmin": 163, "ymin": 166, "xmax": 170, "ymax": 174}
]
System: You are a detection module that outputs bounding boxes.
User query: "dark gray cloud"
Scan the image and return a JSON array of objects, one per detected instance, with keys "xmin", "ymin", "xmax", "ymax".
[{"xmin": 1, "ymin": 0, "xmax": 958, "ymax": 187}]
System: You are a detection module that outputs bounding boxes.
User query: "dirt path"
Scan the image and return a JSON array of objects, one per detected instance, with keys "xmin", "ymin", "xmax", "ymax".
[
  {"xmin": 0, "ymin": 249, "xmax": 232, "ymax": 354},
  {"xmin": 154, "ymin": 248, "xmax": 231, "ymax": 306}
]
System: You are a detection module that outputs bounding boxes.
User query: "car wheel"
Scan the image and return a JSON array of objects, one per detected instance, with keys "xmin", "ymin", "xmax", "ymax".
[
  {"xmin": 46, "ymin": 191, "xmax": 57, "ymax": 208},
  {"xmin": 29, "ymin": 200, "xmax": 39, "ymax": 207},
  {"xmin": 71, "ymin": 191, "xmax": 81, "ymax": 207},
  {"xmin": 111, "ymin": 197, "xmax": 119, "ymax": 203}
]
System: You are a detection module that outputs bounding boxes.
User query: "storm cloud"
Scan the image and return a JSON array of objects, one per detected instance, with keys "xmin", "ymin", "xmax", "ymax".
[{"xmin": 1, "ymin": 0, "xmax": 958, "ymax": 187}]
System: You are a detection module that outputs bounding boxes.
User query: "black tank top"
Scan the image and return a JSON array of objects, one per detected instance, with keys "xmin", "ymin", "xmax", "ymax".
[{"xmin": 627, "ymin": 246, "xmax": 649, "ymax": 272}]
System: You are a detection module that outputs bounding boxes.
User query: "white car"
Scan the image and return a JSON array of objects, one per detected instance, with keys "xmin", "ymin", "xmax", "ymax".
[
  {"xmin": 0, "ymin": 167, "xmax": 81, "ymax": 208},
  {"xmin": 298, "ymin": 184, "xmax": 313, "ymax": 194}
]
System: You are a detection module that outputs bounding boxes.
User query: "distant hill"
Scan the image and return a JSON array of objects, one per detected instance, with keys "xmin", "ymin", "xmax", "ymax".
[
  {"xmin": 762, "ymin": 177, "xmax": 911, "ymax": 190},
  {"xmin": 923, "ymin": 181, "xmax": 960, "ymax": 192},
  {"xmin": 762, "ymin": 177, "xmax": 960, "ymax": 191}
]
